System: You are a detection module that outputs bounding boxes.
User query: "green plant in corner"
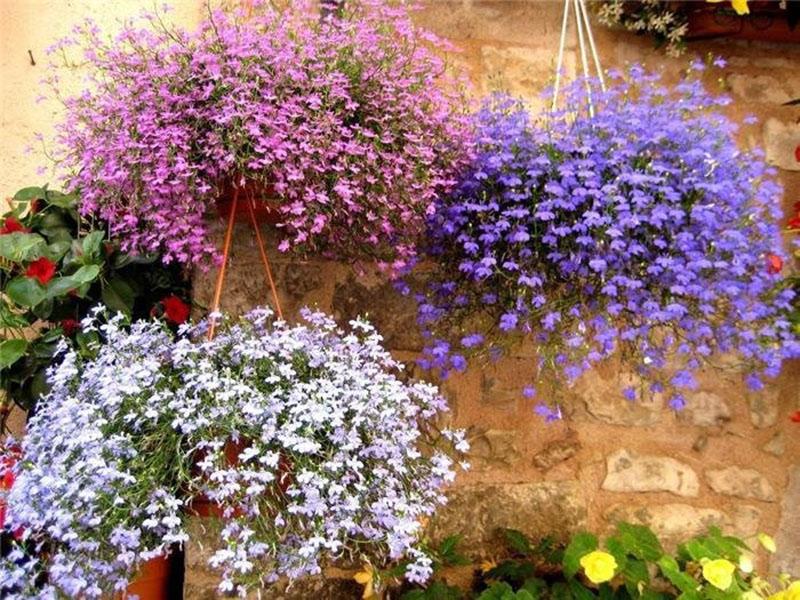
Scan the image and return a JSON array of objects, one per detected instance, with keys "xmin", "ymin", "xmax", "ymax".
[{"xmin": 0, "ymin": 185, "xmax": 190, "ymax": 430}]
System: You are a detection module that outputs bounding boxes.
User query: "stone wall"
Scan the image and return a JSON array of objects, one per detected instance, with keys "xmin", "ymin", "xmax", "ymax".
[{"xmin": 0, "ymin": 0, "xmax": 798, "ymax": 597}]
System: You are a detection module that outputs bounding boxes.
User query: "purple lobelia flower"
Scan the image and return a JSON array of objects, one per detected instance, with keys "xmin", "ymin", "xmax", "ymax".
[
  {"xmin": 46, "ymin": 1, "xmax": 473, "ymax": 272},
  {"xmin": 413, "ymin": 64, "xmax": 799, "ymax": 417}
]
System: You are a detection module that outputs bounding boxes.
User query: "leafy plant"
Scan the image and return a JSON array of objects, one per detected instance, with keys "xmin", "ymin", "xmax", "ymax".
[
  {"xmin": 0, "ymin": 185, "xmax": 189, "ymax": 427},
  {"xmin": 400, "ymin": 523, "xmax": 799, "ymax": 600}
]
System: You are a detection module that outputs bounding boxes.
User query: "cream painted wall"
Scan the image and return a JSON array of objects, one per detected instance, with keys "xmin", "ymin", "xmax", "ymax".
[{"xmin": 0, "ymin": 0, "xmax": 202, "ymax": 194}]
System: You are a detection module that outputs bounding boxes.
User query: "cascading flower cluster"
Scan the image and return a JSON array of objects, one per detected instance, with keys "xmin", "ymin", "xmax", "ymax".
[
  {"xmin": 414, "ymin": 64, "xmax": 799, "ymax": 416},
  {"xmin": 0, "ymin": 309, "xmax": 466, "ymax": 598},
  {"xmin": 49, "ymin": 1, "xmax": 472, "ymax": 270}
]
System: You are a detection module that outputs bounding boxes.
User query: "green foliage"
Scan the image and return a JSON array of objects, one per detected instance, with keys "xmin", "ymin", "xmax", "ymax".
[
  {"xmin": 399, "ymin": 522, "xmax": 785, "ymax": 600},
  {"xmin": 0, "ymin": 185, "xmax": 190, "ymax": 423}
]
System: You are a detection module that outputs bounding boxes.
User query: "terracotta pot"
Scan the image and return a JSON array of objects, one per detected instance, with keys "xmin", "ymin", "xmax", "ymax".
[
  {"xmin": 119, "ymin": 555, "xmax": 171, "ymax": 600},
  {"xmin": 685, "ymin": 3, "xmax": 800, "ymax": 43},
  {"xmin": 215, "ymin": 179, "xmax": 282, "ymax": 225}
]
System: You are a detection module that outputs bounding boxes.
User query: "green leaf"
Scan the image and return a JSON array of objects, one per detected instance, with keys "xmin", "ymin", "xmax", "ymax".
[
  {"xmin": 503, "ymin": 529, "xmax": 533, "ymax": 556},
  {"xmin": 45, "ymin": 190, "xmax": 78, "ymax": 209},
  {"xmin": 563, "ymin": 532, "xmax": 599, "ymax": 578},
  {"xmin": 13, "ymin": 186, "xmax": 47, "ymax": 202},
  {"xmin": 0, "ymin": 232, "xmax": 47, "ymax": 262},
  {"xmin": 620, "ymin": 557, "xmax": 649, "ymax": 598},
  {"xmin": 551, "ymin": 582, "xmax": 574, "ymax": 600},
  {"xmin": 568, "ymin": 579, "xmax": 597, "ymax": 600},
  {"xmin": 6, "ymin": 277, "xmax": 46, "ymax": 307},
  {"xmin": 615, "ymin": 523, "xmax": 664, "ymax": 561},
  {"xmin": 46, "ymin": 240, "xmax": 71, "ymax": 262},
  {"xmin": 32, "ymin": 297, "xmax": 53, "ymax": 320},
  {"xmin": 101, "ymin": 277, "xmax": 135, "ymax": 316},
  {"xmin": 0, "ymin": 300, "xmax": 29, "ymax": 329},
  {"xmin": 0, "ymin": 338, "xmax": 28, "ymax": 369},
  {"xmin": 81, "ymin": 230, "xmax": 105, "ymax": 262},
  {"xmin": 70, "ymin": 264, "xmax": 101, "ymax": 285},
  {"xmin": 656, "ymin": 556, "xmax": 700, "ymax": 600},
  {"xmin": 45, "ymin": 276, "xmax": 79, "ymax": 299}
]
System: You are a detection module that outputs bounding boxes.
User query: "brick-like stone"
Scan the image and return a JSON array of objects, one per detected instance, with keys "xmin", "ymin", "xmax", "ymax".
[
  {"xmin": 331, "ymin": 273, "xmax": 424, "ymax": 351},
  {"xmin": 772, "ymin": 466, "xmax": 800, "ymax": 577},
  {"xmin": 681, "ymin": 391, "xmax": 731, "ymax": 427},
  {"xmin": 533, "ymin": 433, "xmax": 581, "ymax": 471},
  {"xmin": 748, "ymin": 389, "xmax": 779, "ymax": 429},
  {"xmin": 763, "ymin": 118, "xmax": 800, "ymax": 172},
  {"xmin": 577, "ymin": 372, "xmax": 663, "ymax": 426},
  {"xmin": 763, "ymin": 432, "xmax": 785, "ymax": 457},
  {"xmin": 728, "ymin": 73, "xmax": 795, "ymax": 104},
  {"xmin": 706, "ymin": 466, "xmax": 777, "ymax": 502},
  {"xmin": 602, "ymin": 449, "xmax": 699, "ymax": 497},
  {"xmin": 605, "ymin": 503, "xmax": 729, "ymax": 543},
  {"xmin": 467, "ymin": 427, "xmax": 522, "ymax": 470},
  {"xmin": 480, "ymin": 45, "xmax": 576, "ymax": 105},
  {"xmin": 430, "ymin": 482, "xmax": 588, "ymax": 558}
]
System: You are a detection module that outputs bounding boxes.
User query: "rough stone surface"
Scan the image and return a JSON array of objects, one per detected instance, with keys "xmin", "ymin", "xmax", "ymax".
[
  {"xmin": 728, "ymin": 73, "xmax": 795, "ymax": 104},
  {"xmin": 467, "ymin": 428, "xmax": 522, "ymax": 470},
  {"xmin": 748, "ymin": 389, "xmax": 780, "ymax": 429},
  {"xmin": 764, "ymin": 118, "xmax": 800, "ymax": 172},
  {"xmin": 430, "ymin": 482, "xmax": 588, "ymax": 558},
  {"xmin": 730, "ymin": 505, "xmax": 762, "ymax": 538},
  {"xmin": 762, "ymin": 432, "xmax": 785, "ymax": 457},
  {"xmin": 706, "ymin": 467, "xmax": 777, "ymax": 502},
  {"xmin": 577, "ymin": 372, "xmax": 663, "ymax": 426},
  {"xmin": 331, "ymin": 274, "xmax": 424, "ymax": 351},
  {"xmin": 533, "ymin": 433, "xmax": 581, "ymax": 471},
  {"xmin": 481, "ymin": 358, "xmax": 529, "ymax": 410},
  {"xmin": 605, "ymin": 503, "xmax": 730, "ymax": 543},
  {"xmin": 772, "ymin": 467, "xmax": 800, "ymax": 577},
  {"xmin": 681, "ymin": 391, "xmax": 731, "ymax": 427},
  {"xmin": 603, "ymin": 449, "xmax": 700, "ymax": 497},
  {"xmin": 480, "ymin": 45, "xmax": 575, "ymax": 105}
]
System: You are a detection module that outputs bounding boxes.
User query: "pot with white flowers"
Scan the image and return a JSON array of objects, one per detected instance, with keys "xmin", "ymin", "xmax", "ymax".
[{"xmin": 0, "ymin": 308, "xmax": 468, "ymax": 598}]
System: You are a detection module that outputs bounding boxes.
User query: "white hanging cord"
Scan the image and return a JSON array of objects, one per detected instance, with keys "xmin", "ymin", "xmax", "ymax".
[
  {"xmin": 551, "ymin": 0, "xmax": 605, "ymax": 113},
  {"xmin": 578, "ymin": 0, "xmax": 606, "ymax": 92},
  {"xmin": 573, "ymin": 0, "xmax": 594, "ymax": 116},
  {"xmin": 551, "ymin": 0, "xmax": 571, "ymax": 112}
]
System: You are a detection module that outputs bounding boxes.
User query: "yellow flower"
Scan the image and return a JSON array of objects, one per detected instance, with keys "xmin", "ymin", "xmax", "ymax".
[
  {"xmin": 758, "ymin": 533, "xmax": 777, "ymax": 553},
  {"xmin": 480, "ymin": 559, "xmax": 498, "ymax": 574},
  {"xmin": 786, "ymin": 581, "xmax": 800, "ymax": 600},
  {"xmin": 354, "ymin": 563, "xmax": 377, "ymax": 600},
  {"xmin": 703, "ymin": 558, "xmax": 736, "ymax": 591},
  {"xmin": 580, "ymin": 550, "xmax": 618, "ymax": 584},
  {"xmin": 706, "ymin": 0, "xmax": 750, "ymax": 15}
]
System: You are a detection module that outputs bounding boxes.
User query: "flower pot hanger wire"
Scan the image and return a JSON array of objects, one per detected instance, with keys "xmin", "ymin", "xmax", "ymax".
[
  {"xmin": 552, "ymin": 0, "xmax": 606, "ymax": 117},
  {"xmin": 207, "ymin": 0, "xmax": 283, "ymax": 341}
]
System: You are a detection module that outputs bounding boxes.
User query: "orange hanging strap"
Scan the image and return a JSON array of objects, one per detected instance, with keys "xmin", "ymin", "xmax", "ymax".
[
  {"xmin": 207, "ymin": 186, "xmax": 239, "ymax": 341},
  {"xmin": 247, "ymin": 188, "xmax": 284, "ymax": 321}
]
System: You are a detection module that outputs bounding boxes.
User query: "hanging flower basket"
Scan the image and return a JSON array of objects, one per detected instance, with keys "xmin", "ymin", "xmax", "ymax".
[
  {"xmin": 51, "ymin": 1, "xmax": 472, "ymax": 272},
  {"xmin": 120, "ymin": 555, "xmax": 172, "ymax": 600},
  {"xmin": 415, "ymin": 64, "xmax": 799, "ymax": 417},
  {"xmin": 0, "ymin": 309, "xmax": 467, "ymax": 597},
  {"xmin": 215, "ymin": 179, "xmax": 282, "ymax": 226}
]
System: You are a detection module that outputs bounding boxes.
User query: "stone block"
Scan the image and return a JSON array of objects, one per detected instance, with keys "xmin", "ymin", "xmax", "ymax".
[
  {"xmin": 430, "ymin": 481, "xmax": 588, "ymax": 558},
  {"xmin": 533, "ymin": 433, "xmax": 581, "ymax": 471},
  {"xmin": 602, "ymin": 449, "xmax": 699, "ymax": 497},
  {"xmin": 772, "ymin": 466, "xmax": 800, "ymax": 577},
  {"xmin": 680, "ymin": 391, "xmax": 731, "ymax": 427},
  {"xmin": 706, "ymin": 466, "xmax": 777, "ymax": 503},
  {"xmin": 748, "ymin": 389, "xmax": 779, "ymax": 429},
  {"xmin": 763, "ymin": 118, "xmax": 800, "ymax": 172},
  {"xmin": 576, "ymin": 371, "xmax": 664, "ymax": 426}
]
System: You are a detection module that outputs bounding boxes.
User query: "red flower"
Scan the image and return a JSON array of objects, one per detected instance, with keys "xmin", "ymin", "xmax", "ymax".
[
  {"xmin": 160, "ymin": 295, "xmax": 190, "ymax": 325},
  {"xmin": 789, "ymin": 215, "xmax": 800, "ymax": 230},
  {"xmin": 25, "ymin": 257, "xmax": 57, "ymax": 285},
  {"xmin": 0, "ymin": 217, "xmax": 28, "ymax": 235},
  {"xmin": 766, "ymin": 254, "xmax": 783, "ymax": 275},
  {"xmin": 60, "ymin": 318, "xmax": 80, "ymax": 336},
  {"xmin": 791, "ymin": 410, "xmax": 800, "ymax": 423},
  {"xmin": 795, "ymin": 144, "xmax": 800, "ymax": 163}
]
